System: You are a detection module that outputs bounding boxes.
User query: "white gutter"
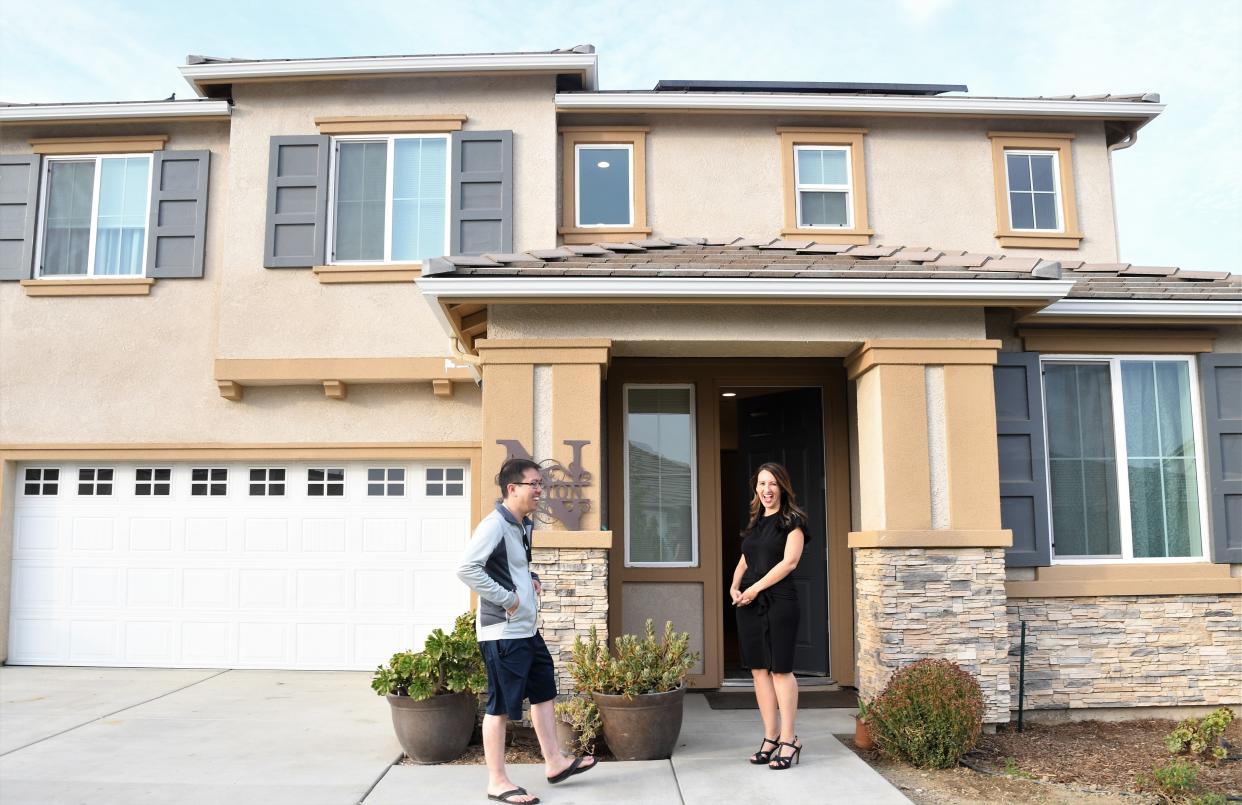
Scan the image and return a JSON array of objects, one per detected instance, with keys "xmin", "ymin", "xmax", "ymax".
[
  {"xmin": 555, "ymin": 92, "xmax": 1163, "ymax": 120},
  {"xmin": 418, "ymin": 276, "xmax": 1078, "ymax": 302},
  {"xmin": 1033, "ymin": 299, "xmax": 1242, "ymax": 319},
  {"xmin": 0, "ymin": 100, "xmax": 232, "ymax": 122},
  {"xmin": 181, "ymin": 53, "xmax": 598, "ymax": 97}
]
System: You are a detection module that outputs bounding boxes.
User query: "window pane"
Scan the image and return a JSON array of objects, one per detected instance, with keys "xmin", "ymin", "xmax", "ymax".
[
  {"xmin": 797, "ymin": 148, "xmax": 847, "ymax": 185},
  {"xmin": 577, "ymin": 147, "xmax": 631, "ymax": 226},
  {"xmin": 1005, "ymin": 153, "xmax": 1030, "ymax": 191},
  {"xmin": 94, "ymin": 157, "xmax": 149, "ymax": 275},
  {"xmin": 1029, "ymin": 154, "xmax": 1056, "ymax": 192},
  {"xmin": 1009, "ymin": 192, "xmax": 1035, "ymax": 229},
  {"xmin": 391, "ymin": 137, "xmax": 447, "ymax": 261},
  {"xmin": 334, "ymin": 141, "xmax": 386, "ymax": 260},
  {"xmin": 799, "ymin": 191, "xmax": 848, "ymax": 227},
  {"xmin": 1032, "ymin": 193, "xmax": 1058, "ymax": 230},
  {"xmin": 626, "ymin": 387, "xmax": 695, "ymax": 564},
  {"xmin": 43, "ymin": 160, "xmax": 95, "ymax": 275}
]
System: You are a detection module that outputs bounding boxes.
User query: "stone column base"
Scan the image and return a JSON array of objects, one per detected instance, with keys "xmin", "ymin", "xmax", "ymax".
[
  {"xmin": 532, "ymin": 547, "xmax": 609, "ymax": 694},
  {"xmin": 854, "ymin": 546, "xmax": 1011, "ymax": 723}
]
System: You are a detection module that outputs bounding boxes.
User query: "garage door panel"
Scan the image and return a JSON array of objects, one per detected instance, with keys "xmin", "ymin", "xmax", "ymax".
[{"xmin": 9, "ymin": 461, "xmax": 472, "ymax": 670}]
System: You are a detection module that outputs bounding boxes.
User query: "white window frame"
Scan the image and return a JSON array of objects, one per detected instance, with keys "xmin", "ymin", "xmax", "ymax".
[
  {"xmin": 306, "ymin": 467, "xmax": 346, "ymax": 498},
  {"xmin": 325, "ymin": 134, "xmax": 451, "ymax": 265},
  {"xmin": 21, "ymin": 466, "xmax": 60, "ymax": 496},
  {"xmin": 247, "ymin": 467, "xmax": 287, "ymax": 497},
  {"xmin": 190, "ymin": 467, "xmax": 229, "ymax": 497},
  {"xmin": 366, "ymin": 467, "xmax": 407, "ymax": 498},
  {"xmin": 1041, "ymin": 354, "xmax": 1212, "ymax": 564},
  {"xmin": 77, "ymin": 467, "xmax": 115, "ymax": 497},
  {"xmin": 574, "ymin": 143, "xmax": 634, "ymax": 228},
  {"xmin": 135, "ymin": 467, "xmax": 172, "ymax": 497},
  {"xmin": 622, "ymin": 383, "xmax": 699, "ymax": 568},
  {"xmin": 425, "ymin": 466, "xmax": 466, "ymax": 498},
  {"xmin": 33, "ymin": 152, "xmax": 153, "ymax": 279},
  {"xmin": 1003, "ymin": 149, "xmax": 1065, "ymax": 234},
  {"xmin": 793, "ymin": 145, "xmax": 853, "ymax": 230}
]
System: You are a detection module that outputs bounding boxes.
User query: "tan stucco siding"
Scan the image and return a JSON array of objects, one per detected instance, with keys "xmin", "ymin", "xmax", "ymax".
[
  {"xmin": 216, "ymin": 77, "xmax": 557, "ymax": 362},
  {"xmin": 626, "ymin": 114, "xmax": 1118, "ymax": 260},
  {"xmin": 488, "ymin": 303, "xmax": 988, "ymax": 355}
]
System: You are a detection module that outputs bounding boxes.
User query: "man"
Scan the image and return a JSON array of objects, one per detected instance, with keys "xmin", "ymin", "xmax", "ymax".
[{"xmin": 457, "ymin": 458, "xmax": 597, "ymax": 804}]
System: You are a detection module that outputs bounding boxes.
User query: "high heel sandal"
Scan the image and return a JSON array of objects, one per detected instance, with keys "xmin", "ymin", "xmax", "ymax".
[
  {"xmin": 748, "ymin": 736, "xmax": 779, "ymax": 764},
  {"xmin": 768, "ymin": 738, "xmax": 802, "ymax": 770}
]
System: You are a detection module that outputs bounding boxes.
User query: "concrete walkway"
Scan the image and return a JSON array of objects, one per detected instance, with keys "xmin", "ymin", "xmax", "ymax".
[{"xmin": 0, "ymin": 667, "xmax": 908, "ymax": 804}]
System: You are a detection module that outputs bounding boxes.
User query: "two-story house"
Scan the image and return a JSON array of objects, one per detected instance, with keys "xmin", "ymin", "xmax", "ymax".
[{"xmin": 1, "ymin": 45, "xmax": 1237, "ymax": 724}]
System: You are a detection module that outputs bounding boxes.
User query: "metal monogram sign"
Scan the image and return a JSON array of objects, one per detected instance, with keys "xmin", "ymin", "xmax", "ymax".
[{"xmin": 497, "ymin": 439, "xmax": 593, "ymax": 530}]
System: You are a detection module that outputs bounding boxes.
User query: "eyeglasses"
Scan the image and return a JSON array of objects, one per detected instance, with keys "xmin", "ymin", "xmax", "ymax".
[{"xmin": 513, "ymin": 481, "xmax": 544, "ymax": 489}]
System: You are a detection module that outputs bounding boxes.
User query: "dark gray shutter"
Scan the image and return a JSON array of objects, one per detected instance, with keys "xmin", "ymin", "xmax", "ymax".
[
  {"xmin": 449, "ymin": 130, "xmax": 512, "ymax": 256},
  {"xmin": 994, "ymin": 352, "xmax": 1052, "ymax": 566},
  {"xmin": 0, "ymin": 155, "xmax": 41, "ymax": 281},
  {"xmin": 1200, "ymin": 352, "xmax": 1242, "ymax": 563},
  {"xmin": 146, "ymin": 150, "xmax": 210, "ymax": 278},
  {"xmin": 263, "ymin": 135, "xmax": 329, "ymax": 268}
]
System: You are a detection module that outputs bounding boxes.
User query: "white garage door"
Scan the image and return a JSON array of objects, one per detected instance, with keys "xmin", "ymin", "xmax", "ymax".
[{"xmin": 8, "ymin": 461, "xmax": 472, "ymax": 670}]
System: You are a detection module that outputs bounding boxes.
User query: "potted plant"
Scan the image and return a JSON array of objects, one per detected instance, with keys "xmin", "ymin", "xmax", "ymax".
[
  {"xmin": 370, "ymin": 611, "xmax": 487, "ymax": 764},
  {"xmin": 570, "ymin": 619, "xmax": 698, "ymax": 760},
  {"xmin": 854, "ymin": 697, "xmax": 875, "ymax": 751},
  {"xmin": 554, "ymin": 695, "xmax": 603, "ymax": 756}
]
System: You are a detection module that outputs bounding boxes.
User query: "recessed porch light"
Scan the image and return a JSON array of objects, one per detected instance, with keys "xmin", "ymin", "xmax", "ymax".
[{"xmin": 721, "ymin": 392, "xmax": 737, "ymax": 397}]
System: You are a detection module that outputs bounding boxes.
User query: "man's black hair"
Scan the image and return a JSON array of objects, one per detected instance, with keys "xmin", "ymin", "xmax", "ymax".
[{"xmin": 498, "ymin": 458, "xmax": 541, "ymax": 500}]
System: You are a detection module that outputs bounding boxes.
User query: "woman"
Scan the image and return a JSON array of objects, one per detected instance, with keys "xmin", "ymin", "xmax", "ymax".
[{"xmin": 729, "ymin": 462, "xmax": 806, "ymax": 770}]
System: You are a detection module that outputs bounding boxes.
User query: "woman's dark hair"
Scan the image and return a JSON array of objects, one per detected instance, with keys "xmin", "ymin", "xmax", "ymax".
[
  {"xmin": 742, "ymin": 462, "xmax": 808, "ymax": 536},
  {"xmin": 498, "ymin": 457, "xmax": 541, "ymax": 499}
]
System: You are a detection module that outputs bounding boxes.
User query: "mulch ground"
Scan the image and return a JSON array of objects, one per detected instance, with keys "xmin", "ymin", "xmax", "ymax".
[{"xmin": 841, "ymin": 717, "xmax": 1241, "ymax": 804}]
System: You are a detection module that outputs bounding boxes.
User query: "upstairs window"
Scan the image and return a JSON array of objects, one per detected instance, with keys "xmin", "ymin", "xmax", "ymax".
[
  {"xmin": 988, "ymin": 132, "xmax": 1081, "ymax": 248},
  {"xmin": 559, "ymin": 127, "xmax": 650, "ymax": 243},
  {"xmin": 36, "ymin": 154, "xmax": 152, "ymax": 277},
  {"xmin": 329, "ymin": 135, "xmax": 448, "ymax": 264},
  {"xmin": 1004, "ymin": 151, "xmax": 1061, "ymax": 231},
  {"xmin": 794, "ymin": 146, "xmax": 852, "ymax": 229},
  {"xmin": 777, "ymin": 128, "xmax": 872, "ymax": 245},
  {"xmin": 576, "ymin": 144, "xmax": 632, "ymax": 227}
]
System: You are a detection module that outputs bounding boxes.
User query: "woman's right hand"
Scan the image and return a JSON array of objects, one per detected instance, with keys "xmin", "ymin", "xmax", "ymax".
[{"xmin": 729, "ymin": 587, "xmax": 743, "ymax": 606}]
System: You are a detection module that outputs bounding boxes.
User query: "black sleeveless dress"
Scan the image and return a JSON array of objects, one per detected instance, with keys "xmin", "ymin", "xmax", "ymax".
[{"xmin": 736, "ymin": 511, "xmax": 802, "ymax": 674}]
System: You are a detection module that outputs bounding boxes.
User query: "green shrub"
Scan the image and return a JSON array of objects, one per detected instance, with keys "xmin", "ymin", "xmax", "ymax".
[
  {"xmin": 555, "ymin": 695, "xmax": 602, "ymax": 755},
  {"xmin": 1164, "ymin": 707, "xmax": 1234, "ymax": 763},
  {"xmin": 1137, "ymin": 757, "xmax": 1199, "ymax": 801},
  {"xmin": 370, "ymin": 611, "xmax": 487, "ymax": 700},
  {"xmin": 569, "ymin": 619, "xmax": 698, "ymax": 698},
  {"xmin": 867, "ymin": 658, "xmax": 985, "ymax": 769}
]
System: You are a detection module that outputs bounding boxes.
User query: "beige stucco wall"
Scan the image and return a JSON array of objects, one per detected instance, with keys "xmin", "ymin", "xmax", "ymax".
[
  {"xmin": 606, "ymin": 113, "xmax": 1118, "ymax": 261},
  {"xmin": 488, "ymin": 303, "xmax": 988, "ymax": 355},
  {"xmin": 216, "ymin": 76, "xmax": 557, "ymax": 362}
]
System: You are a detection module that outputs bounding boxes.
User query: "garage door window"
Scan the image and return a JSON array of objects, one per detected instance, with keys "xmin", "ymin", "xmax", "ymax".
[
  {"xmin": 307, "ymin": 468, "xmax": 345, "ymax": 497},
  {"xmin": 368, "ymin": 468, "xmax": 405, "ymax": 497},
  {"xmin": 78, "ymin": 468, "xmax": 114, "ymax": 496},
  {"xmin": 249, "ymin": 468, "xmax": 286, "ymax": 496},
  {"xmin": 426, "ymin": 467, "xmax": 464, "ymax": 497},
  {"xmin": 135, "ymin": 468, "xmax": 171, "ymax": 496},
  {"xmin": 23, "ymin": 468, "xmax": 59, "ymax": 496},
  {"xmin": 191, "ymin": 468, "xmax": 228, "ymax": 496}
]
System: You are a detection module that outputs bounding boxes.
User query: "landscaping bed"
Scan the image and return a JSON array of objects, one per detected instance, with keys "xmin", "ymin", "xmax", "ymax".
[{"xmin": 841, "ymin": 717, "xmax": 1241, "ymax": 804}]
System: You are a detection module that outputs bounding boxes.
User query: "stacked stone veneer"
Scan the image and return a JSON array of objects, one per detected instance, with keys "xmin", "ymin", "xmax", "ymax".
[
  {"xmin": 1008, "ymin": 594, "xmax": 1242, "ymax": 710},
  {"xmin": 854, "ymin": 547, "xmax": 1011, "ymax": 723},
  {"xmin": 531, "ymin": 547, "xmax": 609, "ymax": 693}
]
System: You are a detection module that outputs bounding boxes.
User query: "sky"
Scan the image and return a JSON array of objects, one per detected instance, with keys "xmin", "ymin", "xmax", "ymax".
[{"xmin": 2, "ymin": 0, "xmax": 1239, "ymax": 271}]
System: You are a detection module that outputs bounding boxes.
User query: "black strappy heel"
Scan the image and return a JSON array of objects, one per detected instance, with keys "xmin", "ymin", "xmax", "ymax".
[
  {"xmin": 749, "ymin": 736, "xmax": 779, "ymax": 764},
  {"xmin": 768, "ymin": 738, "xmax": 802, "ymax": 770}
]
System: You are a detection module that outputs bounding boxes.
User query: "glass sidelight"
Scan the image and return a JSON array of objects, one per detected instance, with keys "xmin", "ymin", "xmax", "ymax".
[{"xmin": 623, "ymin": 384, "xmax": 698, "ymax": 566}]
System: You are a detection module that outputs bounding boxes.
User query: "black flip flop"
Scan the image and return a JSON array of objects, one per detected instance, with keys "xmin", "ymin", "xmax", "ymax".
[
  {"xmin": 547, "ymin": 754, "xmax": 597, "ymax": 784},
  {"xmin": 487, "ymin": 786, "xmax": 539, "ymax": 804}
]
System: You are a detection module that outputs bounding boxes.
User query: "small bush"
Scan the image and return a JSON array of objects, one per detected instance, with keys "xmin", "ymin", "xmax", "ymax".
[
  {"xmin": 1137, "ymin": 757, "xmax": 1198, "ymax": 801},
  {"xmin": 1164, "ymin": 707, "xmax": 1234, "ymax": 763},
  {"xmin": 569, "ymin": 619, "xmax": 698, "ymax": 698},
  {"xmin": 555, "ymin": 695, "xmax": 602, "ymax": 755},
  {"xmin": 867, "ymin": 658, "xmax": 985, "ymax": 769},
  {"xmin": 370, "ymin": 611, "xmax": 487, "ymax": 700}
]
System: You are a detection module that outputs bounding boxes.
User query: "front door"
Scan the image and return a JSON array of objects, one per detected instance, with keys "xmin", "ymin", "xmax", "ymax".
[{"xmin": 737, "ymin": 387, "xmax": 829, "ymax": 675}]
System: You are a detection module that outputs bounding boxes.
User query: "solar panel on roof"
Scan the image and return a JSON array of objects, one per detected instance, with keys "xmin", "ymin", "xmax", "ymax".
[{"xmin": 652, "ymin": 80, "xmax": 968, "ymax": 95}]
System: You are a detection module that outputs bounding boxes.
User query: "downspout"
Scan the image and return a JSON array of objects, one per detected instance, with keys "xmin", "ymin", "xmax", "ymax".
[{"xmin": 1105, "ymin": 107, "xmax": 1149, "ymax": 259}]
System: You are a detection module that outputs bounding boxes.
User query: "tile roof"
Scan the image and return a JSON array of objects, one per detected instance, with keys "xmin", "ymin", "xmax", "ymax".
[{"xmin": 425, "ymin": 237, "xmax": 1240, "ymax": 302}]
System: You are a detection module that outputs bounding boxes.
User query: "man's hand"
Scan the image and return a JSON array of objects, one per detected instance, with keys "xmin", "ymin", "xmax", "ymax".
[
  {"xmin": 533, "ymin": 578, "xmax": 543, "ymax": 596},
  {"xmin": 506, "ymin": 595, "xmax": 520, "ymax": 616}
]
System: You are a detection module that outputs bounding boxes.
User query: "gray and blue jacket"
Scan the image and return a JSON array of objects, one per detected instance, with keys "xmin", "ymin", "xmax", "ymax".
[{"xmin": 456, "ymin": 503, "xmax": 540, "ymax": 641}]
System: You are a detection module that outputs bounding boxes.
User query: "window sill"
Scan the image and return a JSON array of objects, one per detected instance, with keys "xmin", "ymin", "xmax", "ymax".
[
  {"xmin": 779, "ymin": 228, "xmax": 873, "ymax": 246},
  {"xmin": 995, "ymin": 231, "xmax": 1083, "ymax": 249},
  {"xmin": 1005, "ymin": 561, "xmax": 1239, "ymax": 598},
  {"xmin": 559, "ymin": 226, "xmax": 653, "ymax": 245},
  {"xmin": 312, "ymin": 264, "xmax": 422, "ymax": 284},
  {"xmin": 21, "ymin": 278, "xmax": 155, "ymax": 296}
]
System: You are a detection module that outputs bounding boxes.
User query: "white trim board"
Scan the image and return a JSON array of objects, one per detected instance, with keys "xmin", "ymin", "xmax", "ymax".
[
  {"xmin": 0, "ymin": 101, "xmax": 231, "ymax": 122},
  {"xmin": 1033, "ymin": 299, "xmax": 1242, "ymax": 319}
]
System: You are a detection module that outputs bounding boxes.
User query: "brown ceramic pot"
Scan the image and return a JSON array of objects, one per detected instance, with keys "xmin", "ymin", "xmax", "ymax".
[
  {"xmin": 387, "ymin": 691, "xmax": 477, "ymax": 764},
  {"xmin": 854, "ymin": 715, "xmax": 875, "ymax": 751},
  {"xmin": 592, "ymin": 685, "xmax": 686, "ymax": 760}
]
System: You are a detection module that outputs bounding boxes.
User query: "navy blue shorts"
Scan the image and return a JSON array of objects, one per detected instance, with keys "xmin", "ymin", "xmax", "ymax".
[{"xmin": 479, "ymin": 633, "xmax": 558, "ymax": 720}]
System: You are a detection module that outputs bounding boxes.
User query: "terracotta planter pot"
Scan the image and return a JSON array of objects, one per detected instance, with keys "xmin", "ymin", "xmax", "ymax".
[
  {"xmin": 854, "ymin": 716, "xmax": 875, "ymax": 751},
  {"xmin": 387, "ymin": 691, "xmax": 477, "ymax": 764},
  {"xmin": 555, "ymin": 719, "xmax": 577, "ymax": 754},
  {"xmin": 592, "ymin": 685, "xmax": 686, "ymax": 760}
]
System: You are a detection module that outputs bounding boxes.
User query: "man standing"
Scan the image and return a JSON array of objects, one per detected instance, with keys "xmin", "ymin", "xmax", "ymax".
[{"xmin": 457, "ymin": 458, "xmax": 597, "ymax": 804}]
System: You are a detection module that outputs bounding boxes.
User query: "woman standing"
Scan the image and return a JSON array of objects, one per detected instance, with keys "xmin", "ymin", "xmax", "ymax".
[{"xmin": 730, "ymin": 462, "xmax": 806, "ymax": 770}]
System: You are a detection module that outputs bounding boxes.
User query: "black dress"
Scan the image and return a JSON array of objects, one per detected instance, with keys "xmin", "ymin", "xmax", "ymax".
[{"xmin": 736, "ymin": 511, "xmax": 802, "ymax": 674}]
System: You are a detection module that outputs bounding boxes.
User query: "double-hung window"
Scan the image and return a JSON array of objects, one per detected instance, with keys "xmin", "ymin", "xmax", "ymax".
[
  {"xmin": 777, "ymin": 128, "xmax": 871, "ymax": 244},
  {"xmin": 988, "ymin": 132, "xmax": 1082, "ymax": 248},
  {"xmin": 1042, "ymin": 356, "xmax": 1210, "ymax": 562},
  {"xmin": 794, "ymin": 146, "xmax": 852, "ymax": 229},
  {"xmin": 1004, "ymin": 151, "xmax": 1062, "ymax": 232},
  {"xmin": 329, "ymin": 135, "xmax": 448, "ymax": 264},
  {"xmin": 36, "ymin": 154, "xmax": 152, "ymax": 277}
]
